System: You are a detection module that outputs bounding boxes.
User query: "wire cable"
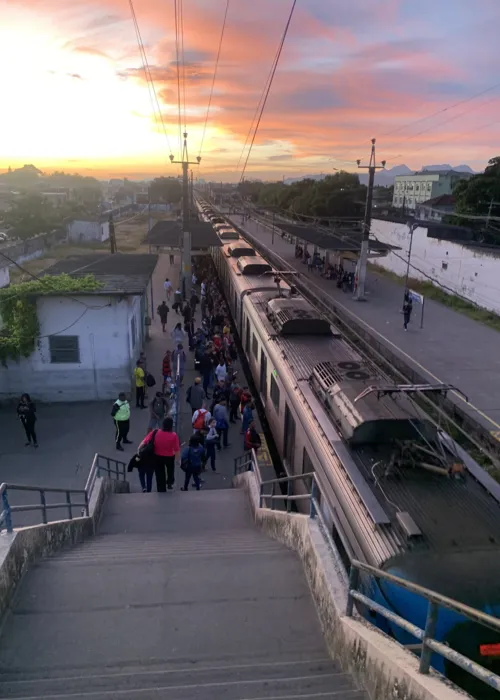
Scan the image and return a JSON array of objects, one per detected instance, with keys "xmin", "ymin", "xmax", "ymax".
[
  {"xmin": 239, "ymin": 0, "xmax": 297, "ymax": 183},
  {"xmin": 128, "ymin": 0, "xmax": 173, "ymax": 157},
  {"xmin": 198, "ymin": 0, "xmax": 230, "ymax": 159},
  {"xmin": 179, "ymin": 0, "xmax": 187, "ymax": 132},
  {"xmin": 174, "ymin": 0, "xmax": 183, "ymax": 154}
]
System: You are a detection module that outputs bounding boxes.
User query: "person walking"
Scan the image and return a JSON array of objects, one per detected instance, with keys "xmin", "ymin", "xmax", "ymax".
[
  {"xmin": 204, "ymin": 418, "xmax": 219, "ymax": 471},
  {"xmin": 241, "ymin": 401, "xmax": 254, "ymax": 435},
  {"xmin": 148, "ymin": 391, "xmax": 169, "ymax": 430},
  {"xmin": 403, "ymin": 297, "xmax": 413, "ymax": 331},
  {"xmin": 200, "ymin": 351, "xmax": 213, "ymax": 398},
  {"xmin": 171, "ymin": 322, "xmax": 185, "ymax": 345},
  {"xmin": 244, "ymin": 420, "xmax": 262, "ymax": 452},
  {"xmin": 157, "ymin": 301, "xmax": 170, "ymax": 332},
  {"xmin": 186, "ymin": 377, "xmax": 205, "ymax": 415},
  {"xmin": 162, "ymin": 350, "xmax": 172, "ymax": 394},
  {"xmin": 111, "ymin": 392, "xmax": 132, "ymax": 451},
  {"xmin": 134, "ymin": 360, "xmax": 146, "ymax": 408},
  {"xmin": 213, "ymin": 399, "xmax": 230, "ymax": 448},
  {"xmin": 171, "ymin": 343, "xmax": 186, "ymax": 386},
  {"xmin": 17, "ymin": 393, "xmax": 38, "ymax": 448},
  {"xmin": 169, "ymin": 253, "xmax": 175, "ymax": 265},
  {"xmin": 164, "ymin": 277, "xmax": 172, "ymax": 300},
  {"xmin": 141, "ymin": 417, "xmax": 180, "ymax": 491},
  {"xmin": 180, "ymin": 436, "xmax": 205, "ymax": 491},
  {"xmin": 173, "ymin": 289, "xmax": 182, "ymax": 314},
  {"xmin": 192, "ymin": 401, "xmax": 210, "ymax": 433},
  {"xmin": 127, "ymin": 453, "xmax": 155, "ymax": 493},
  {"xmin": 215, "ymin": 358, "xmax": 227, "ymax": 383},
  {"xmin": 229, "ymin": 378, "xmax": 242, "ymax": 423}
]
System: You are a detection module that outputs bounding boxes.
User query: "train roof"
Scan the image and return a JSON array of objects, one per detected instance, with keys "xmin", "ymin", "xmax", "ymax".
[
  {"xmin": 224, "ymin": 253, "xmax": 291, "ymax": 296},
  {"xmin": 246, "ymin": 290, "xmax": 500, "ymax": 563},
  {"xmin": 218, "ymin": 230, "xmax": 240, "ymax": 240},
  {"xmin": 224, "ymin": 243, "xmax": 256, "ymax": 258},
  {"xmin": 237, "ymin": 256, "xmax": 272, "ymax": 275}
]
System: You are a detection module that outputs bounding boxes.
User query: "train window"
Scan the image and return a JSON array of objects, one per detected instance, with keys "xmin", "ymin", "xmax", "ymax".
[
  {"xmin": 284, "ymin": 404, "xmax": 296, "ymax": 469},
  {"xmin": 245, "ymin": 317, "xmax": 250, "ymax": 353},
  {"xmin": 260, "ymin": 350, "xmax": 267, "ymax": 397},
  {"xmin": 270, "ymin": 374, "xmax": 280, "ymax": 413},
  {"xmin": 252, "ymin": 333, "xmax": 258, "ymax": 360}
]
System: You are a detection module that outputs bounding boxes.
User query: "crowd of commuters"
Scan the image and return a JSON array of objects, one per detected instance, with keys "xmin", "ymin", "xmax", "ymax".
[{"xmin": 124, "ymin": 257, "xmax": 260, "ymax": 493}]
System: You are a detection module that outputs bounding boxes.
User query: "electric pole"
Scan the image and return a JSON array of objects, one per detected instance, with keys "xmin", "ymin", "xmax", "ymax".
[
  {"xmin": 170, "ymin": 132, "xmax": 201, "ymax": 301},
  {"xmin": 354, "ymin": 138, "xmax": 385, "ymax": 300},
  {"xmin": 190, "ymin": 170, "xmax": 194, "ymax": 213},
  {"xmin": 108, "ymin": 213, "xmax": 117, "ymax": 254}
]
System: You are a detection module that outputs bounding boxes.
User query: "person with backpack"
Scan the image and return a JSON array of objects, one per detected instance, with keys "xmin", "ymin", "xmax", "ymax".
[
  {"xmin": 205, "ymin": 418, "xmax": 219, "ymax": 470},
  {"xmin": 148, "ymin": 391, "xmax": 169, "ymax": 430},
  {"xmin": 186, "ymin": 377, "xmax": 205, "ymax": 415},
  {"xmin": 111, "ymin": 392, "xmax": 132, "ymax": 451},
  {"xmin": 192, "ymin": 401, "xmax": 210, "ymax": 434},
  {"xmin": 180, "ymin": 436, "xmax": 206, "ymax": 491},
  {"xmin": 173, "ymin": 289, "xmax": 182, "ymax": 314},
  {"xmin": 157, "ymin": 301, "xmax": 170, "ymax": 332},
  {"xmin": 241, "ymin": 401, "xmax": 254, "ymax": 436},
  {"xmin": 244, "ymin": 421, "xmax": 262, "ymax": 452},
  {"xmin": 127, "ymin": 452, "xmax": 155, "ymax": 493},
  {"xmin": 213, "ymin": 399, "xmax": 230, "ymax": 448},
  {"xmin": 229, "ymin": 378, "xmax": 242, "ymax": 423},
  {"xmin": 134, "ymin": 360, "xmax": 146, "ymax": 409}
]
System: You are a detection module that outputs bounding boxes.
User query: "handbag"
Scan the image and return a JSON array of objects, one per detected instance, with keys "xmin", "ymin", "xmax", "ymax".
[{"xmin": 138, "ymin": 429, "xmax": 158, "ymax": 457}]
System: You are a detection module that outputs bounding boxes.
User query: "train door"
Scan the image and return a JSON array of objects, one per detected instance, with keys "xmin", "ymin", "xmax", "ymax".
[
  {"xmin": 260, "ymin": 349, "xmax": 267, "ymax": 401},
  {"xmin": 284, "ymin": 403, "xmax": 296, "ymax": 472},
  {"xmin": 245, "ymin": 316, "xmax": 250, "ymax": 354}
]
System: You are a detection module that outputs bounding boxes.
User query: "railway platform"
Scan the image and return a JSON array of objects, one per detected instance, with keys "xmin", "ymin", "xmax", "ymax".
[{"xmin": 229, "ymin": 213, "xmax": 500, "ymax": 445}]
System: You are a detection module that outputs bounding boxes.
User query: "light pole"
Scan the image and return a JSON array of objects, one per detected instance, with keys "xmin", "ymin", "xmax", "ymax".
[
  {"xmin": 354, "ymin": 139, "xmax": 385, "ymax": 300},
  {"xmin": 404, "ymin": 222, "xmax": 417, "ymax": 303},
  {"xmin": 169, "ymin": 132, "xmax": 201, "ymax": 301}
]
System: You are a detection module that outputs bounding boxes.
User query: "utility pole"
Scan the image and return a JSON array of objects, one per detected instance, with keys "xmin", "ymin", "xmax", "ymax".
[
  {"xmin": 148, "ymin": 193, "xmax": 152, "ymax": 237},
  {"xmin": 190, "ymin": 169, "xmax": 194, "ymax": 213},
  {"xmin": 354, "ymin": 138, "xmax": 385, "ymax": 300},
  {"xmin": 108, "ymin": 213, "xmax": 117, "ymax": 254},
  {"xmin": 170, "ymin": 132, "xmax": 201, "ymax": 301},
  {"xmin": 404, "ymin": 223, "xmax": 416, "ymax": 304}
]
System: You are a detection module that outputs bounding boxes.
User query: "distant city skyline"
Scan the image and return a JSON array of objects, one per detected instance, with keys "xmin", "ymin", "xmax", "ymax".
[{"xmin": 0, "ymin": 0, "xmax": 499, "ymax": 182}]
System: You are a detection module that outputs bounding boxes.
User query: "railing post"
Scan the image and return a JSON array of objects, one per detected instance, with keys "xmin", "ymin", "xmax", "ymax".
[
  {"xmin": 271, "ymin": 483, "xmax": 276, "ymax": 510},
  {"xmin": 286, "ymin": 479, "xmax": 292, "ymax": 513},
  {"xmin": 2, "ymin": 489, "xmax": 13, "ymax": 534},
  {"xmin": 40, "ymin": 490, "xmax": 47, "ymax": 525},
  {"xmin": 346, "ymin": 566, "xmax": 360, "ymax": 617},
  {"xmin": 84, "ymin": 490, "xmax": 90, "ymax": 517},
  {"xmin": 310, "ymin": 478, "xmax": 317, "ymax": 519},
  {"xmin": 419, "ymin": 601, "xmax": 439, "ymax": 674},
  {"xmin": 66, "ymin": 491, "xmax": 73, "ymax": 520},
  {"xmin": 106, "ymin": 457, "xmax": 110, "ymax": 477},
  {"xmin": 259, "ymin": 482, "xmax": 264, "ymax": 508}
]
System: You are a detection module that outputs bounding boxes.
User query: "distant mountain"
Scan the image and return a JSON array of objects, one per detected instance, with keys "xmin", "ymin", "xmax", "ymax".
[{"xmin": 420, "ymin": 164, "xmax": 475, "ymax": 173}]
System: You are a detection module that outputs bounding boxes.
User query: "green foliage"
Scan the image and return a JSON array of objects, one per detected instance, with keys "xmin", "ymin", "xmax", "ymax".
[
  {"xmin": 454, "ymin": 156, "xmax": 500, "ymax": 221},
  {"xmin": 149, "ymin": 177, "xmax": 182, "ymax": 204},
  {"xmin": 238, "ymin": 172, "xmax": 367, "ymax": 219},
  {"xmin": 0, "ymin": 274, "xmax": 102, "ymax": 363}
]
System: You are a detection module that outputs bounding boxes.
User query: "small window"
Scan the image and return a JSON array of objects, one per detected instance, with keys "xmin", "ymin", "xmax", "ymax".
[
  {"xmin": 442, "ymin": 262, "xmax": 448, "ymax": 271},
  {"xmin": 270, "ymin": 373, "xmax": 280, "ymax": 412},
  {"xmin": 245, "ymin": 317, "xmax": 250, "ymax": 353},
  {"xmin": 49, "ymin": 335, "xmax": 80, "ymax": 364},
  {"xmin": 260, "ymin": 350, "xmax": 267, "ymax": 398},
  {"xmin": 252, "ymin": 333, "xmax": 258, "ymax": 360}
]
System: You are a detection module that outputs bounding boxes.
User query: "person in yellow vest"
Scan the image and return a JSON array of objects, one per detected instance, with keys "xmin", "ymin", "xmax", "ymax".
[
  {"xmin": 111, "ymin": 392, "xmax": 132, "ymax": 451},
  {"xmin": 134, "ymin": 360, "xmax": 146, "ymax": 409}
]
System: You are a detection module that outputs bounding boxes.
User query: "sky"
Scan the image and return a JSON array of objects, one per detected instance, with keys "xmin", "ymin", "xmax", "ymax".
[{"xmin": 1, "ymin": 0, "xmax": 500, "ymax": 182}]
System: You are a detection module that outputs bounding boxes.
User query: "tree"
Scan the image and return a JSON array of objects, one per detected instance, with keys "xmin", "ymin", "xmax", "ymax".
[
  {"xmin": 454, "ymin": 156, "xmax": 500, "ymax": 217},
  {"xmin": 149, "ymin": 177, "xmax": 182, "ymax": 204}
]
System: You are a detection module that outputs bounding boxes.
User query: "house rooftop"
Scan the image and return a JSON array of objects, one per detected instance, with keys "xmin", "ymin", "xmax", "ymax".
[
  {"xmin": 42, "ymin": 253, "xmax": 158, "ymax": 295},
  {"xmin": 420, "ymin": 194, "xmax": 455, "ymax": 207},
  {"xmin": 144, "ymin": 220, "xmax": 222, "ymax": 248}
]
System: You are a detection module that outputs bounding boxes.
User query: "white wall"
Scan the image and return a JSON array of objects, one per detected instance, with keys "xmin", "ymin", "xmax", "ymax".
[
  {"xmin": 371, "ymin": 219, "xmax": 500, "ymax": 314},
  {"xmin": 68, "ymin": 220, "xmax": 109, "ymax": 243},
  {"xmin": 0, "ymin": 266, "xmax": 9, "ymax": 288},
  {"xmin": 0, "ymin": 294, "xmax": 145, "ymax": 401}
]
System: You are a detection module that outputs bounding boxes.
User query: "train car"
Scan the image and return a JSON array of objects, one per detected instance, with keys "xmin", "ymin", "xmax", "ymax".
[
  {"xmin": 218, "ymin": 230, "xmax": 240, "ymax": 241},
  {"xmin": 213, "ymin": 239, "xmax": 500, "ymax": 699},
  {"xmin": 224, "ymin": 243, "xmax": 256, "ymax": 258}
]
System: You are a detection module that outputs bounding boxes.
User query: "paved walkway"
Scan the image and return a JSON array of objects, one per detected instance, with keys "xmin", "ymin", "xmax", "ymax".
[{"xmin": 230, "ymin": 214, "xmax": 500, "ymax": 442}]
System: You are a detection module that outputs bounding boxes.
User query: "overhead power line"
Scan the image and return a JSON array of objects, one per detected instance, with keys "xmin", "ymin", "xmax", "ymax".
[
  {"xmin": 174, "ymin": 0, "xmax": 183, "ymax": 155},
  {"xmin": 239, "ymin": 0, "xmax": 297, "ymax": 183},
  {"xmin": 198, "ymin": 0, "xmax": 230, "ymax": 159},
  {"xmin": 178, "ymin": 0, "xmax": 187, "ymax": 132},
  {"xmin": 128, "ymin": 0, "xmax": 173, "ymax": 158}
]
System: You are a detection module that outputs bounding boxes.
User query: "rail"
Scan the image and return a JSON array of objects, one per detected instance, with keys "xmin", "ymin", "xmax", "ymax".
[
  {"xmin": 233, "ymin": 448, "xmax": 500, "ymax": 695},
  {"xmin": 0, "ymin": 453, "xmax": 127, "ymax": 534}
]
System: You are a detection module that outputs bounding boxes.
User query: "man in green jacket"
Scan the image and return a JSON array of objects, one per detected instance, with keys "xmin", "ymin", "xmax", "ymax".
[{"xmin": 111, "ymin": 393, "xmax": 133, "ymax": 451}]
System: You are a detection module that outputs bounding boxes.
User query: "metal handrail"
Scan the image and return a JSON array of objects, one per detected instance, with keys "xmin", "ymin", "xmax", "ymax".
[{"xmin": 0, "ymin": 453, "xmax": 127, "ymax": 534}]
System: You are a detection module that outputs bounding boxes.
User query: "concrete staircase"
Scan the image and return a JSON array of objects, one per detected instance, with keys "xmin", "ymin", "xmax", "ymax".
[{"xmin": 0, "ymin": 489, "xmax": 367, "ymax": 699}]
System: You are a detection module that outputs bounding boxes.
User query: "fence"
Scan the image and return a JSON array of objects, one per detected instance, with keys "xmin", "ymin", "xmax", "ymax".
[{"xmin": 0, "ymin": 453, "xmax": 127, "ymax": 533}]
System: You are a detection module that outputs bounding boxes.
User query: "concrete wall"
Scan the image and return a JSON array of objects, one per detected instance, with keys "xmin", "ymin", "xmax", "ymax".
[
  {"xmin": 0, "ymin": 477, "xmax": 129, "ymax": 620},
  {"xmin": 0, "ymin": 294, "xmax": 142, "ymax": 401},
  {"xmin": 371, "ymin": 218, "xmax": 500, "ymax": 315},
  {"xmin": 68, "ymin": 220, "xmax": 110, "ymax": 243},
  {"xmin": 0, "ymin": 229, "xmax": 66, "ymax": 268},
  {"xmin": 234, "ymin": 471, "xmax": 472, "ymax": 700},
  {"xmin": 0, "ymin": 265, "xmax": 9, "ymax": 289}
]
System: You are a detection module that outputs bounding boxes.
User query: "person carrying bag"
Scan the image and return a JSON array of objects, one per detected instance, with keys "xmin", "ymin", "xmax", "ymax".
[{"xmin": 180, "ymin": 436, "xmax": 205, "ymax": 491}]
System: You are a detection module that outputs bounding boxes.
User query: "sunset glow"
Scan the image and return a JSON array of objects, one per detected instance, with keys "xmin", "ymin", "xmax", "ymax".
[{"xmin": 1, "ymin": 0, "xmax": 499, "ymax": 180}]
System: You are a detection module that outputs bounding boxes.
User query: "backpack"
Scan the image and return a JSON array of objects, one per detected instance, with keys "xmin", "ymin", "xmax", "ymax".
[
  {"xmin": 188, "ymin": 446, "xmax": 204, "ymax": 472},
  {"xmin": 138, "ymin": 429, "xmax": 158, "ymax": 457},
  {"xmin": 152, "ymin": 398, "xmax": 165, "ymax": 416},
  {"xmin": 193, "ymin": 409, "xmax": 208, "ymax": 431},
  {"xmin": 146, "ymin": 372, "xmax": 156, "ymax": 388}
]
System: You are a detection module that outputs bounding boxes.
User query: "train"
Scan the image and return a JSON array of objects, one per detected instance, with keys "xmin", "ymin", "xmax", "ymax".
[{"xmin": 205, "ymin": 201, "xmax": 500, "ymax": 699}]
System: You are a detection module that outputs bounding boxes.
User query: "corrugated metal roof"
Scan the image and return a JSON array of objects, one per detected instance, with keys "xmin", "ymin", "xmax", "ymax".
[{"xmin": 144, "ymin": 220, "xmax": 222, "ymax": 247}]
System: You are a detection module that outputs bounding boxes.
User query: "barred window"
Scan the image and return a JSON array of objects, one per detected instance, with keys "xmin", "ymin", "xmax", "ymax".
[{"xmin": 49, "ymin": 335, "xmax": 80, "ymax": 363}]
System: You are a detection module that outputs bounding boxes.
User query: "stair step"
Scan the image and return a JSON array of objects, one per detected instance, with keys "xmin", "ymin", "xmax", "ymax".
[{"xmin": 0, "ymin": 657, "xmax": 360, "ymax": 698}]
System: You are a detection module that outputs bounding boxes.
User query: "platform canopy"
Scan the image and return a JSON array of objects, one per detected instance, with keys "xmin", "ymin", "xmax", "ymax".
[
  {"xmin": 277, "ymin": 223, "xmax": 395, "ymax": 255},
  {"xmin": 144, "ymin": 220, "xmax": 222, "ymax": 251}
]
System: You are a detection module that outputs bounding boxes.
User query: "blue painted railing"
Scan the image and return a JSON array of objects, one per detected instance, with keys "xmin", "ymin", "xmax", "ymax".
[
  {"xmin": 234, "ymin": 448, "xmax": 500, "ymax": 696},
  {"xmin": 0, "ymin": 453, "xmax": 127, "ymax": 533}
]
